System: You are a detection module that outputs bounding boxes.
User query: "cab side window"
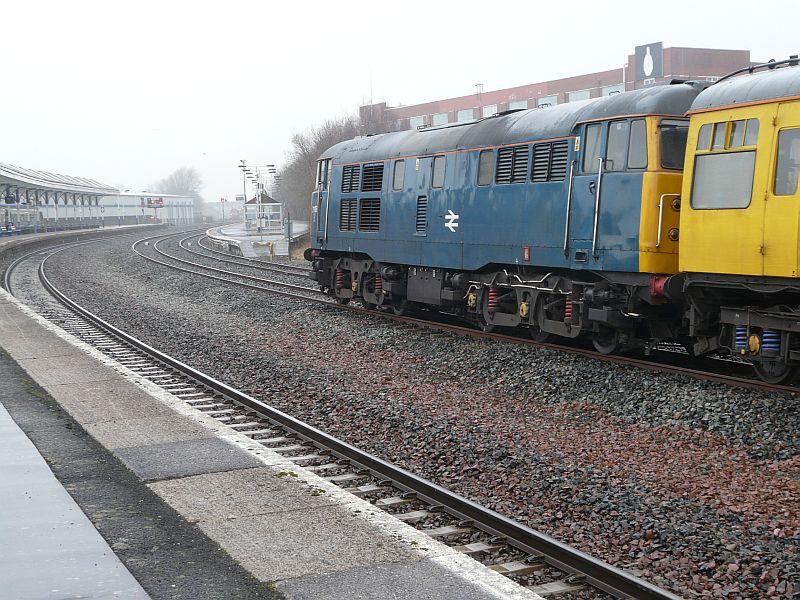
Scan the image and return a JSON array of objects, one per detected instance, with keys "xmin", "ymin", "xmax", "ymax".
[
  {"xmin": 605, "ymin": 120, "xmax": 629, "ymax": 172},
  {"xmin": 627, "ymin": 119, "xmax": 648, "ymax": 169},
  {"xmin": 583, "ymin": 124, "xmax": 603, "ymax": 172},
  {"xmin": 431, "ymin": 155, "xmax": 446, "ymax": 188},
  {"xmin": 774, "ymin": 128, "xmax": 800, "ymax": 196}
]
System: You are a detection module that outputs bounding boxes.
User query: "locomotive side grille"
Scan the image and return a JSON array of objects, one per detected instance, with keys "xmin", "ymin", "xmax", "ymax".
[
  {"xmin": 341, "ymin": 165, "xmax": 361, "ymax": 193},
  {"xmin": 358, "ymin": 198, "xmax": 381, "ymax": 231},
  {"xmin": 496, "ymin": 145, "xmax": 529, "ymax": 184},
  {"xmin": 549, "ymin": 141, "xmax": 569, "ymax": 181},
  {"xmin": 339, "ymin": 198, "xmax": 358, "ymax": 231},
  {"xmin": 532, "ymin": 144, "xmax": 552, "ymax": 182},
  {"xmin": 415, "ymin": 196, "xmax": 427, "ymax": 233},
  {"xmin": 361, "ymin": 163, "xmax": 384, "ymax": 192},
  {"xmin": 495, "ymin": 148, "xmax": 514, "ymax": 184},
  {"xmin": 511, "ymin": 145, "xmax": 529, "ymax": 182}
]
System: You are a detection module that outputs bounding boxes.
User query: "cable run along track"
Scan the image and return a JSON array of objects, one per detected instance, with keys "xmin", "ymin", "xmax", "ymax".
[
  {"xmin": 0, "ymin": 234, "xmax": 687, "ymax": 599},
  {"xmin": 138, "ymin": 230, "xmax": 798, "ymax": 396}
]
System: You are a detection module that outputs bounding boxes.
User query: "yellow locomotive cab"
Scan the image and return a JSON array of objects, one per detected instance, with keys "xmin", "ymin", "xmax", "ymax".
[
  {"xmin": 680, "ymin": 99, "xmax": 800, "ymax": 278},
  {"xmin": 637, "ymin": 117, "xmax": 687, "ymax": 274}
]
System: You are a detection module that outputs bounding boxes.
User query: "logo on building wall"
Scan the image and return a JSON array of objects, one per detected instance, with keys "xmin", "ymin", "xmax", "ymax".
[{"xmin": 635, "ymin": 42, "xmax": 663, "ymax": 81}]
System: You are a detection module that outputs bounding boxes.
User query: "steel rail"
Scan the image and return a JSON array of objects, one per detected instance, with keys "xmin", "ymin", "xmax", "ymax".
[
  {"xmin": 132, "ymin": 234, "xmax": 325, "ymax": 297},
  {"xmin": 180, "ymin": 235, "xmax": 311, "ymax": 279},
  {"xmin": 138, "ymin": 231, "xmax": 798, "ymax": 396},
  {"xmin": 195, "ymin": 234, "xmax": 311, "ymax": 274},
  {"xmin": 34, "ymin": 241, "xmax": 681, "ymax": 600}
]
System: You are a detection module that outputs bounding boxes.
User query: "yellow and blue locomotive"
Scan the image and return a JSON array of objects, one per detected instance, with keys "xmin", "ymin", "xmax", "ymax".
[{"xmin": 307, "ymin": 59, "xmax": 800, "ymax": 383}]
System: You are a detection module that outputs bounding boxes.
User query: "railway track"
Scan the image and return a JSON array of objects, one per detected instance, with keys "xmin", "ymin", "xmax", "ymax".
[
  {"xmin": 2, "ymin": 237, "xmax": 684, "ymax": 599},
  {"xmin": 139, "ymin": 230, "xmax": 797, "ymax": 396},
  {"xmin": 194, "ymin": 234, "xmax": 312, "ymax": 277}
]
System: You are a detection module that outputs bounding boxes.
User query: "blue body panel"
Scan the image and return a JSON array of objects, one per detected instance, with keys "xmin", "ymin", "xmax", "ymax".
[{"xmin": 313, "ymin": 84, "xmax": 701, "ymax": 276}]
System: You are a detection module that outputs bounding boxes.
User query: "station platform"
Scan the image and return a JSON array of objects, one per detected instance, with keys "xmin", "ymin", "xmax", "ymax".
[
  {"xmin": 0, "ymin": 398, "xmax": 149, "ymax": 599},
  {"xmin": 207, "ymin": 221, "xmax": 309, "ymax": 257},
  {"xmin": 0, "ymin": 234, "xmax": 539, "ymax": 599}
]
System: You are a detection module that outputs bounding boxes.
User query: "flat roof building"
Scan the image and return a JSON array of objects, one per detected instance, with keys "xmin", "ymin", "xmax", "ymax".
[{"xmin": 361, "ymin": 43, "xmax": 754, "ymax": 132}]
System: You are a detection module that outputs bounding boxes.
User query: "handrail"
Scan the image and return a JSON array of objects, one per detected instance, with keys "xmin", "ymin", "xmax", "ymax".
[
  {"xmin": 656, "ymin": 194, "xmax": 681, "ymax": 248},
  {"xmin": 563, "ymin": 160, "xmax": 576, "ymax": 256},
  {"xmin": 591, "ymin": 157, "xmax": 604, "ymax": 258}
]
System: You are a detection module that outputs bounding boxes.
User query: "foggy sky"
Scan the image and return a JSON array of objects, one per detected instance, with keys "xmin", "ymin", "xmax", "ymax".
[{"xmin": 3, "ymin": 0, "xmax": 798, "ymax": 203}]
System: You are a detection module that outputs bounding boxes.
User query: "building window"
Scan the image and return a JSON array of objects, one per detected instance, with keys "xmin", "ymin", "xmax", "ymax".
[
  {"xmin": 482, "ymin": 104, "xmax": 497, "ymax": 118},
  {"xmin": 606, "ymin": 120, "xmax": 629, "ymax": 171},
  {"xmin": 537, "ymin": 95, "xmax": 557, "ymax": 108},
  {"xmin": 432, "ymin": 112, "xmax": 448, "ymax": 126},
  {"xmin": 602, "ymin": 84, "xmax": 625, "ymax": 96},
  {"xmin": 568, "ymin": 89, "xmax": 591, "ymax": 102},
  {"xmin": 432, "ymin": 156, "xmax": 446, "ymax": 188},
  {"xmin": 774, "ymin": 128, "xmax": 800, "ymax": 196},
  {"xmin": 477, "ymin": 150, "xmax": 493, "ymax": 186},
  {"xmin": 628, "ymin": 119, "xmax": 648, "ymax": 169},
  {"xmin": 691, "ymin": 151, "xmax": 756, "ymax": 209},
  {"xmin": 457, "ymin": 108, "xmax": 474, "ymax": 122},
  {"xmin": 583, "ymin": 123, "xmax": 603, "ymax": 172},
  {"xmin": 409, "ymin": 116, "xmax": 425, "ymax": 129},
  {"xmin": 392, "ymin": 160, "xmax": 405, "ymax": 191},
  {"xmin": 508, "ymin": 100, "xmax": 528, "ymax": 110}
]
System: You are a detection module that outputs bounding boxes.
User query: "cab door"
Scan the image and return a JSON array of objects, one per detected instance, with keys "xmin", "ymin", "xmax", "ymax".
[
  {"xmin": 764, "ymin": 102, "xmax": 800, "ymax": 277},
  {"xmin": 312, "ymin": 158, "xmax": 330, "ymax": 245},
  {"xmin": 569, "ymin": 122, "xmax": 607, "ymax": 268}
]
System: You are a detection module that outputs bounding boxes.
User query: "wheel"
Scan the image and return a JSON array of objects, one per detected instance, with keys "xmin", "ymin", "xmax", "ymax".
[
  {"xmin": 753, "ymin": 360, "xmax": 799, "ymax": 385},
  {"xmin": 362, "ymin": 300, "xmax": 377, "ymax": 310},
  {"xmin": 592, "ymin": 326, "xmax": 621, "ymax": 355},
  {"xmin": 335, "ymin": 296, "xmax": 350, "ymax": 305}
]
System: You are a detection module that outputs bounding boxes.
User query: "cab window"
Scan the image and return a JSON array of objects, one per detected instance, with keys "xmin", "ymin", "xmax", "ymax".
[
  {"xmin": 582, "ymin": 124, "xmax": 603, "ymax": 172},
  {"xmin": 692, "ymin": 151, "xmax": 756, "ymax": 209},
  {"xmin": 697, "ymin": 124, "xmax": 712, "ymax": 150},
  {"xmin": 477, "ymin": 150, "xmax": 493, "ymax": 185},
  {"xmin": 392, "ymin": 160, "xmax": 405, "ymax": 190},
  {"xmin": 774, "ymin": 128, "xmax": 800, "ymax": 196},
  {"xmin": 661, "ymin": 119, "xmax": 688, "ymax": 169},
  {"xmin": 628, "ymin": 119, "xmax": 648, "ymax": 169},
  {"xmin": 605, "ymin": 120, "xmax": 629, "ymax": 171},
  {"xmin": 432, "ymin": 155, "xmax": 446, "ymax": 188},
  {"xmin": 744, "ymin": 118, "xmax": 760, "ymax": 145}
]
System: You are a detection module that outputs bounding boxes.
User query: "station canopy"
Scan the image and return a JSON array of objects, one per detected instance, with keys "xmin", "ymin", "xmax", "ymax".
[{"xmin": 0, "ymin": 161, "xmax": 117, "ymax": 205}]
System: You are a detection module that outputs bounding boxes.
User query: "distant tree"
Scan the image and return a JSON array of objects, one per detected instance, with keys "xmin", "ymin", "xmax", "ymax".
[
  {"xmin": 151, "ymin": 167, "xmax": 204, "ymax": 215},
  {"xmin": 275, "ymin": 112, "xmax": 390, "ymax": 223}
]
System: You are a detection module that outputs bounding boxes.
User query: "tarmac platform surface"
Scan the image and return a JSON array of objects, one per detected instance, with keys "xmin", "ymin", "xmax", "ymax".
[{"xmin": 0, "ymin": 230, "xmax": 542, "ymax": 600}]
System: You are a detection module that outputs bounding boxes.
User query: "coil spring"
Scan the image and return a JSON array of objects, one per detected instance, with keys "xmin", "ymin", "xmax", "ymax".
[
  {"xmin": 762, "ymin": 329, "xmax": 781, "ymax": 352},
  {"xmin": 564, "ymin": 300, "xmax": 573, "ymax": 322},
  {"xmin": 734, "ymin": 325, "xmax": 748, "ymax": 350},
  {"xmin": 335, "ymin": 268, "xmax": 344, "ymax": 290},
  {"xmin": 487, "ymin": 287, "xmax": 498, "ymax": 312},
  {"xmin": 374, "ymin": 276, "xmax": 383, "ymax": 295}
]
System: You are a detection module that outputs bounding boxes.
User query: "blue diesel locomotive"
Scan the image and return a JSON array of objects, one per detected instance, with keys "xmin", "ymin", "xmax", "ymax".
[{"xmin": 307, "ymin": 83, "xmax": 703, "ymax": 353}]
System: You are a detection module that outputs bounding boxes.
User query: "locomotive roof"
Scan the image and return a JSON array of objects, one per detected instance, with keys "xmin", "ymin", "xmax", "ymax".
[
  {"xmin": 690, "ymin": 64, "xmax": 800, "ymax": 113},
  {"xmin": 324, "ymin": 83, "xmax": 702, "ymax": 164}
]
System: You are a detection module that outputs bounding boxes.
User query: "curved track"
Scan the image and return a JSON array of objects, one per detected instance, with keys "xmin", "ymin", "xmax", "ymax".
[
  {"xmin": 1, "ymin": 234, "xmax": 686, "ymax": 600},
  {"xmin": 136, "ymin": 231, "xmax": 797, "ymax": 396}
]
